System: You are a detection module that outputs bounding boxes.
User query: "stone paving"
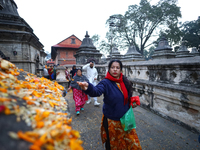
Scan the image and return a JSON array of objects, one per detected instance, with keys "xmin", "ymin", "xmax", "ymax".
[{"xmin": 66, "ymin": 91, "xmax": 200, "ymax": 150}]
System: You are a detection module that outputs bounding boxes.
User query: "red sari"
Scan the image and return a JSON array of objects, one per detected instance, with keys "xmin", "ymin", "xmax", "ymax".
[
  {"xmin": 72, "ymin": 88, "xmax": 88, "ymax": 112},
  {"xmin": 48, "ymin": 68, "xmax": 53, "ymax": 79}
]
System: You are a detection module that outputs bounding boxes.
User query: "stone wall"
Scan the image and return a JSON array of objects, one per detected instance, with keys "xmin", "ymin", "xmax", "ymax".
[
  {"xmin": 122, "ymin": 56, "xmax": 200, "ymax": 133},
  {"xmin": 80, "ymin": 56, "xmax": 200, "ymax": 133},
  {"xmin": 0, "ymin": 41, "xmax": 43, "ymax": 74}
]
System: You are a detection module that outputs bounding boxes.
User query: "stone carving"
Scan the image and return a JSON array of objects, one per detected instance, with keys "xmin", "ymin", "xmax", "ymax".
[{"xmin": 35, "ymin": 53, "xmax": 40, "ymax": 61}]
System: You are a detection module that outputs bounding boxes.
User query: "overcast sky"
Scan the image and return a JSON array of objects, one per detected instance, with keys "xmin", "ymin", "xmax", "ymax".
[{"xmin": 14, "ymin": 0, "xmax": 200, "ymax": 54}]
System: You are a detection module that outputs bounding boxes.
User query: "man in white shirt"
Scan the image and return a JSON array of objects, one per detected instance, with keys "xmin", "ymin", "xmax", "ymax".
[{"xmin": 82, "ymin": 61, "xmax": 100, "ymax": 106}]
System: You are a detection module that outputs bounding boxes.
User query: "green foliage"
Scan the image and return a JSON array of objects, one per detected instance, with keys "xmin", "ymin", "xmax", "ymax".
[
  {"xmin": 106, "ymin": 0, "xmax": 181, "ymax": 55},
  {"xmin": 91, "ymin": 34, "xmax": 111, "ymax": 55},
  {"xmin": 91, "ymin": 34, "xmax": 100, "ymax": 48},
  {"xmin": 182, "ymin": 16, "xmax": 200, "ymax": 48},
  {"xmin": 143, "ymin": 46, "xmax": 155, "ymax": 60}
]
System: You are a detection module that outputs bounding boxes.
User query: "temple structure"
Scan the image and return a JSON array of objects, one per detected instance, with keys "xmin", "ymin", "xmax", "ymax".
[
  {"xmin": 0, "ymin": 0, "xmax": 46, "ymax": 75},
  {"xmin": 74, "ymin": 31, "xmax": 102, "ymax": 64},
  {"xmin": 51, "ymin": 35, "xmax": 82, "ymax": 65},
  {"xmin": 106, "ymin": 44, "xmax": 122, "ymax": 60}
]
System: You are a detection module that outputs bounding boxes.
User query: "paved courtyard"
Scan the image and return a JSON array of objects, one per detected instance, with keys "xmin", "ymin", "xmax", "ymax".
[{"xmin": 66, "ymin": 91, "xmax": 200, "ymax": 150}]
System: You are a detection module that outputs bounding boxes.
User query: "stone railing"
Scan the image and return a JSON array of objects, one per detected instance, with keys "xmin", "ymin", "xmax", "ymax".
[{"xmin": 123, "ymin": 56, "xmax": 200, "ymax": 133}]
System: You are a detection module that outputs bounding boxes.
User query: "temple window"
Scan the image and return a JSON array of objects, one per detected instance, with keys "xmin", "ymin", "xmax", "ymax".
[{"xmin": 71, "ymin": 38, "xmax": 76, "ymax": 44}]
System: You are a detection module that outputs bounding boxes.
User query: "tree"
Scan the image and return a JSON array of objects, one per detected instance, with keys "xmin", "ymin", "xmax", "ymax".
[
  {"xmin": 91, "ymin": 34, "xmax": 101, "ymax": 49},
  {"xmin": 91, "ymin": 32, "xmax": 120, "ymax": 55},
  {"xmin": 91, "ymin": 34, "xmax": 111, "ymax": 55},
  {"xmin": 106, "ymin": 0, "xmax": 181, "ymax": 55},
  {"xmin": 182, "ymin": 16, "xmax": 200, "ymax": 49}
]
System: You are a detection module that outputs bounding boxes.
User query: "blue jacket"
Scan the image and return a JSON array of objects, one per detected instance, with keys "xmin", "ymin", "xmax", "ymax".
[{"xmin": 84, "ymin": 79, "xmax": 130, "ymax": 121}]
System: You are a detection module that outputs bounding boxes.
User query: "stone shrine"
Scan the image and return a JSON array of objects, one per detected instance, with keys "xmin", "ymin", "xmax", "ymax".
[
  {"xmin": 176, "ymin": 41, "xmax": 193, "ymax": 58},
  {"xmin": 74, "ymin": 31, "xmax": 102, "ymax": 64},
  {"xmin": 190, "ymin": 47, "xmax": 199, "ymax": 56},
  {"xmin": 123, "ymin": 45, "xmax": 144, "ymax": 62},
  {"xmin": 0, "ymin": 0, "xmax": 46, "ymax": 75},
  {"xmin": 152, "ymin": 37, "xmax": 176, "ymax": 59},
  {"xmin": 106, "ymin": 44, "xmax": 122, "ymax": 60}
]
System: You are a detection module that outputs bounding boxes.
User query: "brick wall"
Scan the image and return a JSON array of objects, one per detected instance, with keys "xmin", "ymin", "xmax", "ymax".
[{"xmin": 57, "ymin": 49, "xmax": 77, "ymax": 65}]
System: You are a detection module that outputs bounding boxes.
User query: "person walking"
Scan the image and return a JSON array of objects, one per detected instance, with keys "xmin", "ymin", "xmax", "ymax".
[
  {"xmin": 82, "ymin": 61, "xmax": 100, "ymax": 106},
  {"xmin": 70, "ymin": 65, "xmax": 77, "ymax": 78},
  {"xmin": 53, "ymin": 65, "xmax": 56, "ymax": 80},
  {"xmin": 67, "ymin": 68, "xmax": 89, "ymax": 115},
  {"xmin": 48, "ymin": 65, "xmax": 53, "ymax": 80},
  {"xmin": 77, "ymin": 60, "xmax": 142, "ymax": 150}
]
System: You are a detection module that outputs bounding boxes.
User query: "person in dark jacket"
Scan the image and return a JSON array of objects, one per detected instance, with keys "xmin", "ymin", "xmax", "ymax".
[
  {"xmin": 70, "ymin": 65, "xmax": 77, "ymax": 78},
  {"xmin": 77, "ymin": 60, "xmax": 142, "ymax": 150},
  {"xmin": 53, "ymin": 65, "xmax": 56, "ymax": 80},
  {"xmin": 67, "ymin": 68, "xmax": 89, "ymax": 115}
]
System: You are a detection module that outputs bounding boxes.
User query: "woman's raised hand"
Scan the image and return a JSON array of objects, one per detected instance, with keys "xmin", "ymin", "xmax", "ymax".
[{"xmin": 77, "ymin": 81, "xmax": 89, "ymax": 90}]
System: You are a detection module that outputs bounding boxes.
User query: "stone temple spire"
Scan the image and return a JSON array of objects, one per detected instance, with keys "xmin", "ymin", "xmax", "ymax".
[
  {"xmin": 176, "ymin": 41, "xmax": 193, "ymax": 58},
  {"xmin": 107, "ymin": 44, "xmax": 122, "ymax": 60},
  {"xmin": 74, "ymin": 31, "xmax": 102, "ymax": 64},
  {"xmin": 152, "ymin": 37, "xmax": 175, "ymax": 59},
  {"xmin": 0, "ymin": 0, "xmax": 19, "ymax": 16},
  {"xmin": 78, "ymin": 31, "xmax": 96, "ymax": 50},
  {"xmin": 190, "ymin": 47, "xmax": 199, "ymax": 56},
  {"xmin": 122, "ymin": 45, "xmax": 144, "ymax": 62}
]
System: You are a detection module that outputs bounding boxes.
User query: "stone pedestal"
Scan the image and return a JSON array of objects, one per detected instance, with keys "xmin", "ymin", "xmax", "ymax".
[{"xmin": 56, "ymin": 66, "xmax": 69, "ymax": 90}]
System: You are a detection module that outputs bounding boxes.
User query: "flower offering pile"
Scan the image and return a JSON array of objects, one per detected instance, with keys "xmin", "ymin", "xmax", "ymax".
[{"xmin": 0, "ymin": 58, "xmax": 83, "ymax": 150}]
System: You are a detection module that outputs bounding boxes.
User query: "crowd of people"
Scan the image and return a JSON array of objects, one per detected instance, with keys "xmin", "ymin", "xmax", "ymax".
[
  {"xmin": 43, "ymin": 64, "xmax": 59, "ymax": 80},
  {"xmin": 44, "ymin": 60, "xmax": 142, "ymax": 150}
]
